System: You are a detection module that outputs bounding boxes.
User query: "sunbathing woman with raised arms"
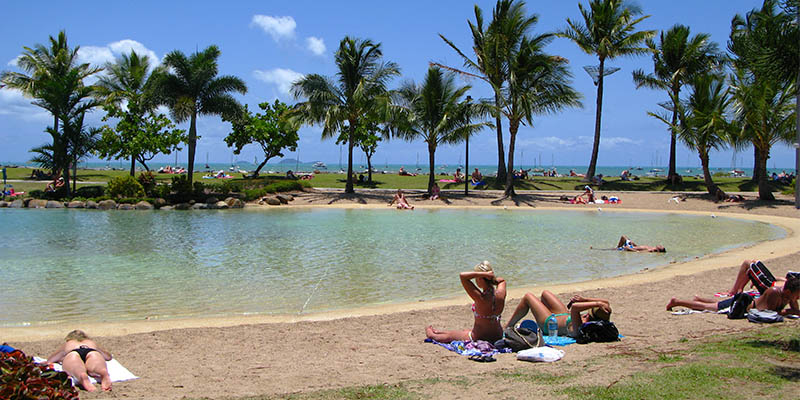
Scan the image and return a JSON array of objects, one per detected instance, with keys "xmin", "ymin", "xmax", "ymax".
[
  {"xmin": 426, "ymin": 261, "xmax": 506, "ymax": 343},
  {"xmin": 44, "ymin": 330, "xmax": 113, "ymax": 392}
]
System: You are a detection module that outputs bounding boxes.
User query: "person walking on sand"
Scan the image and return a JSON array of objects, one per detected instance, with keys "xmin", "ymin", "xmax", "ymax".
[
  {"xmin": 426, "ymin": 261, "xmax": 506, "ymax": 343},
  {"xmin": 388, "ymin": 189, "xmax": 414, "ymax": 210},
  {"xmin": 43, "ymin": 330, "xmax": 113, "ymax": 392}
]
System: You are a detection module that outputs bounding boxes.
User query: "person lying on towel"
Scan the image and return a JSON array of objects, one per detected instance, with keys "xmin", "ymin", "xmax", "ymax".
[
  {"xmin": 666, "ymin": 274, "xmax": 800, "ymax": 316},
  {"xmin": 504, "ymin": 291, "xmax": 612, "ymax": 337},
  {"xmin": 41, "ymin": 330, "xmax": 114, "ymax": 392}
]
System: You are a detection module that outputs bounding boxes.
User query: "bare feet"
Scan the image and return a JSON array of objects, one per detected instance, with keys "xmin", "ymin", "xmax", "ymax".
[
  {"xmin": 666, "ymin": 297, "xmax": 677, "ymax": 311},
  {"xmin": 79, "ymin": 375, "xmax": 96, "ymax": 392},
  {"xmin": 425, "ymin": 325, "xmax": 435, "ymax": 338},
  {"xmin": 101, "ymin": 375, "xmax": 112, "ymax": 391}
]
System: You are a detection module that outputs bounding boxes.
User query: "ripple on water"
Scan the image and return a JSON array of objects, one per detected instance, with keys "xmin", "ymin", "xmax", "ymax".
[{"xmin": 0, "ymin": 208, "xmax": 784, "ymax": 326}]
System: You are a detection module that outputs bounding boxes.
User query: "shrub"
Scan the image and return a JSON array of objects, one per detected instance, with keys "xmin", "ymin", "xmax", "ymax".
[
  {"xmin": 193, "ymin": 181, "xmax": 205, "ymax": 197},
  {"xmin": 151, "ymin": 183, "xmax": 171, "ymax": 199},
  {"xmin": 170, "ymin": 175, "xmax": 192, "ymax": 203},
  {"xmin": 28, "ymin": 189, "xmax": 45, "ymax": 199},
  {"xmin": 0, "ymin": 349, "xmax": 78, "ymax": 399},
  {"xmin": 75, "ymin": 185, "xmax": 105, "ymax": 198},
  {"xmin": 137, "ymin": 171, "xmax": 157, "ymax": 196},
  {"xmin": 107, "ymin": 175, "xmax": 145, "ymax": 198}
]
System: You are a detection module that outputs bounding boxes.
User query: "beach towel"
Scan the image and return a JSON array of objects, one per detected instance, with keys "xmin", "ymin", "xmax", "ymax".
[
  {"xmin": 438, "ymin": 179, "xmax": 458, "ymax": 183},
  {"xmin": 34, "ymin": 357, "xmax": 138, "ymax": 385},
  {"xmin": 671, "ymin": 308, "xmax": 729, "ymax": 315},
  {"xmin": 424, "ymin": 338, "xmax": 511, "ymax": 357},
  {"xmin": 543, "ymin": 336, "xmax": 576, "ymax": 346},
  {"xmin": 471, "ymin": 181, "xmax": 485, "ymax": 186}
]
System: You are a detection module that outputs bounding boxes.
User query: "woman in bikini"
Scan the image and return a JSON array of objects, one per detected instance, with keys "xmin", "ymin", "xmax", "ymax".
[
  {"xmin": 615, "ymin": 235, "xmax": 666, "ymax": 253},
  {"xmin": 44, "ymin": 330, "xmax": 113, "ymax": 392},
  {"xmin": 388, "ymin": 189, "xmax": 414, "ymax": 210},
  {"xmin": 425, "ymin": 261, "xmax": 506, "ymax": 343},
  {"xmin": 504, "ymin": 291, "xmax": 612, "ymax": 337}
]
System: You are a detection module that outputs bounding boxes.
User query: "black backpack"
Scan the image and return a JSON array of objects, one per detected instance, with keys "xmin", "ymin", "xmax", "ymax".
[
  {"xmin": 727, "ymin": 293, "xmax": 754, "ymax": 319},
  {"xmin": 576, "ymin": 320, "xmax": 620, "ymax": 344}
]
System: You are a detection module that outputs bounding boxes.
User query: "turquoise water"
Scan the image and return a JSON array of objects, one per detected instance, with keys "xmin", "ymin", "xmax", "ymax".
[{"xmin": 0, "ymin": 208, "xmax": 784, "ymax": 326}]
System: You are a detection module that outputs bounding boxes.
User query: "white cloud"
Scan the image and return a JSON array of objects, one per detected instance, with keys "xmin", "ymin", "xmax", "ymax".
[
  {"xmin": 76, "ymin": 46, "xmax": 115, "ymax": 67},
  {"xmin": 251, "ymin": 15, "xmax": 296, "ymax": 41},
  {"xmin": 108, "ymin": 40, "xmax": 161, "ymax": 66},
  {"xmin": 77, "ymin": 39, "xmax": 160, "ymax": 70},
  {"xmin": 517, "ymin": 135, "xmax": 641, "ymax": 151},
  {"xmin": 306, "ymin": 37, "xmax": 326, "ymax": 56},
  {"xmin": 253, "ymin": 68, "xmax": 304, "ymax": 95},
  {"xmin": 7, "ymin": 56, "xmax": 20, "ymax": 67},
  {"xmin": 0, "ymin": 88, "xmax": 51, "ymax": 122}
]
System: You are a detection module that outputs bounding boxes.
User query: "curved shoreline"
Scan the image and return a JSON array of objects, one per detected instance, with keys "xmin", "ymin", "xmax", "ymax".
[{"xmin": 2, "ymin": 205, "xmax": 797, "ymax": 343}]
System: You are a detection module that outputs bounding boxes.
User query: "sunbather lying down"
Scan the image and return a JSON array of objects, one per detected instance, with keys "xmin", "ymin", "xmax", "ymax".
[
  {"xmin": 614, "ymin": 235, "xmax": 665, "ymax": 253},
  {"xmin": 666, "ymin": 273, "xmax": 800, "ymax": 316},
  {"xmin": 42, "ymin": 330, "xmax": 113, "ymax": 392},
  {"xmin": 504, "ymin": 291, "xmax": 612, "ymax": 337}
]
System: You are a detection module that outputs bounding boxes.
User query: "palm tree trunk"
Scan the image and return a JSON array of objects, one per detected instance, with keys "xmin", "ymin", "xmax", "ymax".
[
  {"xmin": 130, "ymin": 156, "xmax": 136, "ymax": 177},
  {"xmin": 345, "ymin": 123, "xmax": 355, "ymax": 193},
  {"xmin": 699, "ymin": 150, "xmax": 719, "ymax": 196},
  {"xmin": 187, "ymin": 112, "xmax": 197, "ymax": 186},
  {"xmin": 586, "ymin": 58, "xmax": 605, "ymax": 182},
  {"xmin": 752, "ymin": 147, "xmax": 761, "ymax": 182},
  {"xmin": 72, "ymin": 158, "xmax": 77, "ymax": 193},
  {"xmin": 667, "ymin": 87, "xmax": 679, "ymax": 182},
  {"xmin": 366, "ymin": 154, "xmax": 373, "ymax": 183},
  {"xmin": 427, "ymin": 142, "xmax": 436, "ymax": 195},
  {"xmin": 494, "ymin": 93, "xmax": 507, "ymax": 182},
  {"xmin": 756, "ymin": 144, "xmax": 774, "ymax": 200},
  {"xmin": 504, "ymin": 120, "xmax": 518, "ymax": 197},
  {"xmin": 795, "ymin": 27, "xmax": 800, "ymax": 208}
]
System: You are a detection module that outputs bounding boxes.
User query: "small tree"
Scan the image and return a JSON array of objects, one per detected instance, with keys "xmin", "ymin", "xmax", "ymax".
[
  {"xmin": 224, "ymin": 100, "xmax": 299, "ymax": 177},
  {"xmin": 356, "ymin": 124, "xmax": 382, "ymax": 183}
]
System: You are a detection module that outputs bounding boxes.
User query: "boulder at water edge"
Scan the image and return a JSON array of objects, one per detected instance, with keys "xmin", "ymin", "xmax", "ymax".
[
  {"xmin": 276, "ymin": 194, "xmax": 293, "ymax": 203},
  {"xmin": 215, "ymin": 201, "xmax": 229, "ymax": 209},
  {"xmin": 45, "ymin": 201, "xmax": 65, "ymax": 208},
  {"xmin": 192, "ymin": 203, "xmax": 207, "ymax": 210},
  {"xmin": 85, "ymin": 200, "xmax": 98, "ymax": 209},
  {"xmin": 264, "ymin": 196, "xmax": 281, "ymax": 206},
  {"xmin": 205, "ymin": 197, "xmax": 219, "ymax": 205},
  {"xmin": 28, "ymin": 199, "xmax": 48, "ymax": 208},
  {"xmin": 117, "ymin": 203, "xmax": 135, "ymax": 210},
  {"xmin": 174, "ymin": 203, "xmax": 192, "ymax": 210},
  {"xmin": 225, "ymin": 197, "xmax": 243, "ymax": 208},
  {"xmin": 67, "ymin": 201, "xmax": 85, "ymax": 208},
  {"xmin": 154, "ymin": 198, "xmax": 167, "ymax": 208},
  {"xmin": 9, "ymin": 199, "xmax": 24, "ymax": 208},
  {"xmin": 135, "ymin": 201, "xmax": 154, "ymax": 210},
  {"xmin": 97, "ymin": 200, "xmax": 117, "ymax": 210},
  {"xmin": 0, "ymin": 201, "xmax": 7, "ymax": 207},
  {"xmin": 160, "ymin": 205, "xmax": 174, "ymax": 210}
]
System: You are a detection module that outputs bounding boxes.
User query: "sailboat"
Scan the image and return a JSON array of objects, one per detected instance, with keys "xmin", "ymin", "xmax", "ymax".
[{"xmin": 204, "ymin": 152, "xmax": 210, "ymax": 170}]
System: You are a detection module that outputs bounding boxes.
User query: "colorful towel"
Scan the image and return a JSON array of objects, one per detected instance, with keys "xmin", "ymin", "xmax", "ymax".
[
  {"xmin": 471, "ymin": 181, "xmax": 485, "ymax": 186},
  {"xmin": 34, "ymin": 357, "xmax": 138, "ymax": 385},
  {"xmin": 438, "ymin": 179, "xmax": 458, "ymax": 183},
  {"xmin": 424, "ymin": 338, "xmax": 511, "ymax": 357},
  {"xmin": 543, "ymin": 336, "xmax": 576, "ymax": 346}
]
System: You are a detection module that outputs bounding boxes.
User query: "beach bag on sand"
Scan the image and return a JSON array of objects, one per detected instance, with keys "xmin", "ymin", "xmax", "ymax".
[
  {"xmin": 576, "ymin": 320, "xmax": 619, "ymax": 344},
  {"xmin": 517, "ymin": 346, "xmax": 564, "ymax": 362},
  {"xmin": 503, "ymin": 320, "xmax": 544, "ymax": 352},
  {"xmin": 747, "ymin": 310, "xmax": 783, "ymax": 324},
  {"xmin": 728, "ymin": 293, "xmax": 754, "ymax": 319}
]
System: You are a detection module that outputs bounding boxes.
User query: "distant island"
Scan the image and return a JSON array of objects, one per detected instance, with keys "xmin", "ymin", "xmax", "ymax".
[{"xmin": 277, "ymin": 158, "xmax": 302, "ymax": 164}]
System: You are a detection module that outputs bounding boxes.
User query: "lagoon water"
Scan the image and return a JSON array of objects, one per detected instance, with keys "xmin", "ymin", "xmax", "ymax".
[{"xmin": 0, "ymin": 208, "xmax": 784, "ymax": 326}]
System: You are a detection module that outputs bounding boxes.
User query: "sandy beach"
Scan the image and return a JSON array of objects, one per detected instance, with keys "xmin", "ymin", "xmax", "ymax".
[{"xmin": 4, "ymin": 189, "xmax": 799, "ymax": 399}]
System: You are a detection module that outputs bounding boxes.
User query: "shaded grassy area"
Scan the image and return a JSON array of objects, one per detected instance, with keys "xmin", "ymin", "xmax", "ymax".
[
  {"xmin": 184, "ymin": 324, "xmax": 800, "ymax": 400},
  {"xmin": 2, "ymin": 167, "xmax": 793, "ymax": 194}
]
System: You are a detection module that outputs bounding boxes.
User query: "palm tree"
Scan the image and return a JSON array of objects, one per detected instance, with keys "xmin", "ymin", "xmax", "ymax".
[
  {"xmin": 96, "ymin": 50, "xmax": 160, "ymax": 176},
  {"xmin": 291, "ymin": 37, "xmax": 399, "ymax": 193},
  {"xmin": 559, "ymin": 0, "xmax": 654, "ymax": 181},
  {"xmin": 1, "ymin": 31, "xmax": 101, "ymax": 195},
  {"xmin": 499, "ymin": 34, "xmax": 582, "ymax": 196},
  {"xmin": 632, "ymin": 25, "xmax": 720, "ymax": 183},
  {"xmin": 153, "ymin": 45, "xmax": 247, "ymax": 185},
  {"xmin": 64, "ymin": 112, "xmax": 101, "ymax": 192},
  {"xmin": 729, "ymin": 67, "xmax": 795, "ymax": 200},
  {"xmin": 438, "ymin": 0, "xmax": 537, "ymax": 183},
  {"xmin": 392, "ymin": 67, "xmax": 488, "ymax": 194},
  {"xmin": 664, "ymin": 73, "xmax": 731, "ymax": 196}
]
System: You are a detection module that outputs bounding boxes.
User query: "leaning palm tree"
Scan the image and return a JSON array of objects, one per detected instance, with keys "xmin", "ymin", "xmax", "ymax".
[
  {"xmin": 96, "ymin": 50, "xmax": 162, "ymax": 176},
  {"xmin": 559, "ymin": 0, "xmax": 654, "ymax": 181},
  {"xmin": 656, "ymin": 73, "xmax": 731, "ymax": 197},
  {"xmin": 392, "ymin": 67, "xmax": 488, "ymax": 194},
  {"xmin": 499, "ymin": 35, "xmax": 582, "ymax": 196},
  {"xmin": 153, "ymin": 45, "xmax": 247, "ymax": 185},
  {"xmin": 632, "ymin": 25, "xmax": 721, "ymax": 183},
  {"xmin": 437, "ymin": 0, "xmax": 537, "ymax": 182},
  {"xmin": 291, "ymin": 37, "xmax": 399, "ymax": 193},
  {"xmin": 729, "ymin": 67, "xmax": 796, "ymax": 201}
]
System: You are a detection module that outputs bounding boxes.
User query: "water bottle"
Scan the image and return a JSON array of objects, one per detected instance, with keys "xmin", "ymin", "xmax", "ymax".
[{"xmin": 547, "ymin": 315, "xmax": 558, "ymax": 339}]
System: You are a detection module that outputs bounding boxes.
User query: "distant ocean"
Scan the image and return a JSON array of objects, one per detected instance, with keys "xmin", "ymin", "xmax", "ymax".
[{"xmin": 2, "ymin": 160, "xmax": 794, "ymax": 178}]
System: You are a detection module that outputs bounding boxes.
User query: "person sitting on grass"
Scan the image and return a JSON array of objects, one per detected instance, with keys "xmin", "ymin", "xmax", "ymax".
[
  {"xmin": 504, "ymin": 291, "xmax": 612, "ymax": 337},
  {"xmin": 46, "ymin": 176, "xmax": 65, "ymax": 192},
  {"xmin": 43, "ymin": 330, "xmax": 113, "ymax": 392},
  {"xmin": 666, "ymin": 273, "xmax": 800, "ymax": 316},
  {"xmin": 388, "ymin": 189, "xmax": 414, "ymax": 210},
  {"xmin": 454, "ymin": 168, "xmax": 465, "ymax": 183},
  {"xmin": 286, "ymin": 170, "xmax": 297, "ymax": 180},
  {"xmin": 471, "ymin": 168, "xmax": 483, "ymax": 184},
  {"xmin": 426, "ymin": 261, "xmax": 506, "ymax": 343},
  {"xmin": 613, "ymin": 235, "xmax": 666, "ymax": 253}
]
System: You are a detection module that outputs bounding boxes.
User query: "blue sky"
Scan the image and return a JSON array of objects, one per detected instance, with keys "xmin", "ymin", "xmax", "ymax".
[{"xmin": 0, "ymin": 0, "xmax": 794, "ymax": 169}]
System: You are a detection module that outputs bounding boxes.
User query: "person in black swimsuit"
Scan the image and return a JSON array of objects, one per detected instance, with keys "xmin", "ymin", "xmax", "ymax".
[{"xmin": 44, "ymin": 330, "xmax": 114, "ymax": 392}]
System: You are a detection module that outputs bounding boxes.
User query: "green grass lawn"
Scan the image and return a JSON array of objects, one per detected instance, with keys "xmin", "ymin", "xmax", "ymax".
[{"xmin": 2, "ymin": 166, "xmax": 793, "ymax": 194}]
